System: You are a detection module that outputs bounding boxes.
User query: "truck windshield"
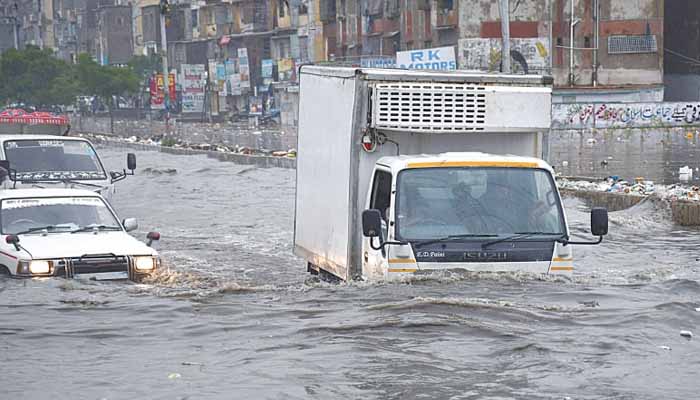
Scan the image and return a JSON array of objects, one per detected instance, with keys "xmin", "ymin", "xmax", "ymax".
[
  {"xmin": 1, "ymin": 196, "xmax": 121, "ymax": 234},
  {"xmin": 395, "ymin": 167, "xmax": 565, "ymax": 241},
  {"xmin": 3, "ymin": 139, "xmax": 107, "ymax": 181}
]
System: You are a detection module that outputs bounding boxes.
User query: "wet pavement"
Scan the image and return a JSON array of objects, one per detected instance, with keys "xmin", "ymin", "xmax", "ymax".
[
  {"xmin": 551, "ymin": 128, "xmax": 700, "ymax": 184},
  {"xmin": 1, "ymin": 146, "xmax": 700, "ymax": 399}
]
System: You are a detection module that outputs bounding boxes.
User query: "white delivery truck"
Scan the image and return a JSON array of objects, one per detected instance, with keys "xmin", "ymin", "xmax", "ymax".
[{"xmin": 294, "ymin": 66, "xmax": 608, "ymax": 281}]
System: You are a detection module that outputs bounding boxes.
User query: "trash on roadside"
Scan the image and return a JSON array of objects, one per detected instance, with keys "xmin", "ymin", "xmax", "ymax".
[
  {"xmin": 680, "ymin": 330, "xmax": 693, "ymax": 338},
  {"xmin": 679, "ymin": 166, "xmax": 693, "ymax": 182}
]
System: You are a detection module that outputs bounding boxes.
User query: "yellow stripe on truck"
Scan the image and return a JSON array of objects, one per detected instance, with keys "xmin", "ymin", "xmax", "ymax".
[
  {"xmin": 550, "ymin": 266, "xmax": 574, "ymax": 271},
  {"xmin": 388, "ymin": 258, "xmax": 417, "ymax": 264},
  {"xmin": 388, "ymin": 268, "xmax": 418, "ymax": 273},
  {"xmin": 407, "ymin": 161, "xmax": 540, "ymax": 169}
]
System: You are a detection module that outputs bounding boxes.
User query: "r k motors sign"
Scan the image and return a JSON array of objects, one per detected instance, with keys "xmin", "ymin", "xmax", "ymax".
[{"xmin": 396, "ymin": 46, "xmax": 457, "ymax": 70}]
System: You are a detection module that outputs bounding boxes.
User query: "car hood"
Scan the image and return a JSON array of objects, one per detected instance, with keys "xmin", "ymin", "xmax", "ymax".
[{"xmin": 18, "ymin": 231, "xmax": 157, "ymax": 260}]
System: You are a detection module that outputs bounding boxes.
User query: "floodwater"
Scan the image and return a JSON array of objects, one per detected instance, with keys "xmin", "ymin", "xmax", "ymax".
[
  {"xmin": 2, "ymin": 146, "xmax": 700, "ymax": 399},
  {"xmin": 551, "ymin": 128, "xmax": 700, "ymax": 184}
]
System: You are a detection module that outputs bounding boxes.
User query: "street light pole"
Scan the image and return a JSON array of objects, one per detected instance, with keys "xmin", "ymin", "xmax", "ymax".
[
  {"xmin": 499, "ymin": 0, "xmax": 511, "ymax": 73},
  {"xmin": 159, "ymin": 0, "xmax": 170, "ymax": 135}
]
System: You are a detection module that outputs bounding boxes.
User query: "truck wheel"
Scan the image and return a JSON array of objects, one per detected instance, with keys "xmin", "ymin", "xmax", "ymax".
[
  {"xmin": 307, "ymin": 262, "xmax": 319, "ymax": 275},
  {"xmin": 0, "ymin": 265, "xmax": 10, "ymax": 276}
]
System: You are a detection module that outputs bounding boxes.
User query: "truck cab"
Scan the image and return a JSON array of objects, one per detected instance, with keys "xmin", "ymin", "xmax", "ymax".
[
  {"xmin": 360, "ymin": 153, "xmax": 602, "ymax": 280},
  {"xmin": 0, "ymin": 135, "xmax": 135, "ymax": 200}
]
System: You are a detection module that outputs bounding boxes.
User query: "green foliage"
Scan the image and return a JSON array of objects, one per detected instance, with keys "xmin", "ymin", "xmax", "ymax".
[
  {"xmin": 0, "ymin": 46, "xmax": 78, "ymax": 108},
  {"xmin": 128, "ymin": 54, "xmax": 161, "ymax": 80},
  {"xmin": 0, "ymin": 48, "xmax": 141, "ymax": 109}
]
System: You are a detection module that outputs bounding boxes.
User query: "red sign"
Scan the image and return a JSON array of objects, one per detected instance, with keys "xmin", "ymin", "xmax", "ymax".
[
  {"xmin": 150, "ymin": 73, "xmax": 176, "ymax": 108},
  {"xmin": 0, "ymin": 109, "xmax": 69, "ymax": 125}
]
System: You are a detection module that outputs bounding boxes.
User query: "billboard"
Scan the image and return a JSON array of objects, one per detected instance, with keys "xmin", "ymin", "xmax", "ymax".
[
  {"xmin": 149, "ymin": 73, "xmax": 176, "ymax": 110},
  {"xmin": 396, "ymin": 46, "xmax": 457, "ymax": 70},
  {"xmin": 181, "ymin": 64, "xmax": 206, "ymax": 113}
]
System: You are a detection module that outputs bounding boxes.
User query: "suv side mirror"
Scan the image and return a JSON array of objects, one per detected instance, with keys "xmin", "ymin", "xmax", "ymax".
[
  {"xmin": 127, "ymin": 153, "xmax": 136, "ymax": 171},
  {"xmin": 5, "ymin": 234, "xmax": 20, "ymax": 251},
  {"xmin": 123, "ymin": 218, "xmax": 138, "ymax": 232},
  {"xmin": 362, "ymin": 209, "xmax": 382, "ymax": 238},
  {"xmin": 591, "ymin": 207, "xmax": 608, "ymax": 236},
  {"xmin": 147, "ymin": 231, "xmax": 161, "ymax": 246}
]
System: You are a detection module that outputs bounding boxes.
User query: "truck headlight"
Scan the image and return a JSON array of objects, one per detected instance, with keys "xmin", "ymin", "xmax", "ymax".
[
  {"xmin": 134, "ymin": 256, "xmax": 156, "ymax": 272},
  {"xmin": 17, "ymin": 260, "xmax": 52, "ymax": 275}
]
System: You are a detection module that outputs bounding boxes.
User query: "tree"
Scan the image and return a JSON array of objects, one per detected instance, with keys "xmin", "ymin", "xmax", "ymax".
[
  {"xmin": 76, "ymin": 54, "xmax": 140, "ymax": 133},
  {"xmin": 0, "ymin": 46, "xmax": 79, "ymax": 109}
]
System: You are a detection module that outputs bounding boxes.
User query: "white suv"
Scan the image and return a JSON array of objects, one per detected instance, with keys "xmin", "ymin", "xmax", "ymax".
[{"xmin": 0, "ymin": 188, "xmax": 160, "ymax": 281}]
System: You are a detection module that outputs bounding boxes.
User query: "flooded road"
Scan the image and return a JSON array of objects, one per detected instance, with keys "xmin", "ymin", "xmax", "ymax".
[
  {"xmin": 551, "ymin": 128, "xmax": 700, "ymax": 184},
  {"xmin": 2, "ymin": 146, "xmax": 700, "ymax": 399}
]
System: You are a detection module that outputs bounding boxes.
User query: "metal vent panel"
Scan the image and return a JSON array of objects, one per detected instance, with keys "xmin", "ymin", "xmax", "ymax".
[
  {"xmin": 608, "ymin": 35, "xmax": 657, "ymax": 54},
  {"xmin": 372, "ymin": 83, "xmax": 488, "ymax": 132}
]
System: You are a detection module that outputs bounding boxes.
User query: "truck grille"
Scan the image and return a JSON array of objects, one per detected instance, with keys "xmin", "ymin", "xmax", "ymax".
[
  {"xmin": 55, "ymin": 255, "xmax": 129, "ymax": 277},
  {"xmin": 372, "ymin": 83, "xmax": 487, "ymax": 132}
]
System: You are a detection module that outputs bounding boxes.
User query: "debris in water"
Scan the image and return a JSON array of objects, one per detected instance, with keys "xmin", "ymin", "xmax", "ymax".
[
  {"xmin": 658, "ymin": 345, "xmax": 672, "ymax": 351},
  {"xmin": 168, "ymin": 373, "xmax": 181, "ymax": 379},
  {"xmin": 580, "ymin": 300, "xmax": 600, "ymax": 308},
  {"xmin": 680, "ymin": 330, "xmax": 693, "ymax": 338},
  {"xmin": 182, "ymin": 362, "xmax": 203, "ymax": 366},
  {"xmin": 695, "ymin": 307, "xmax": 700, "ymax": 312}
]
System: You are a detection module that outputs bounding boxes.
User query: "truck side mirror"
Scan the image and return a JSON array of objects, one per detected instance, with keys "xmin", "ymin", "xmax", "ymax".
[
  {"xmin": 591, "ymin": 207, "xmax": 608, "ymax": 236},
  {"xmin": 123, "ymin": 218, "xmax": 138, "ymax": 232},
  {"xmin": 362, "ymin": 209, "xmax": 382, "ymax": 238},
  {"xmin": 127, "ymin": 153, "xmax": 136, "ymax": 171}
]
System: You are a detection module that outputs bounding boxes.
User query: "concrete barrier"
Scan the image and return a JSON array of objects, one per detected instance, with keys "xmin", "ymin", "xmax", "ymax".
[
  {"xmin": 89, "ymin": 137, "xmax": 297, "ymax": 169},
  {"xmin": 560, "ymin": 188, "xmax": 700, "ymax": 226}
]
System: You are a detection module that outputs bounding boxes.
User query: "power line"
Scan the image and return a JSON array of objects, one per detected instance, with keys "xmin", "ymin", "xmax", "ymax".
[{"xmin": 664, "ymin": 47, "xmax": 700, "ymax": 66}]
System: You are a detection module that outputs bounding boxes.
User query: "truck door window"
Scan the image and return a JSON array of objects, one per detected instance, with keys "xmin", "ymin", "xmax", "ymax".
[{"xmin": 370, "ymin": 170, "xmax": 392, "ymax": 221}]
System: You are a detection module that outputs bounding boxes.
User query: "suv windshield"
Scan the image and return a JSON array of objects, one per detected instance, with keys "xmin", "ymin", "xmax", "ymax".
[
  {"xmin": 3, "ymin": 139, "xmax": 107, "ymax": 181},
  {"xmin": 395, "ymin": 167, "xmax": 565, "ymax": 241},
  {"xmin": 1, "ymin": 196, "xmax": 121, "ymax": 234}
]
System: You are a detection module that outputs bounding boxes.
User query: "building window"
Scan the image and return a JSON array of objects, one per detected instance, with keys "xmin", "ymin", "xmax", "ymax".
[
  {"xmin": 299, "ymin": 3, "xmax": 308, "ymax": 15},
  {"xmin": 191, "ymin": 9, "xmax": 198, "ymax": 28},
  {"xmin": 278, "ymin": 0, "xmax": 288, "ymax": 18},
  {"xmin": 584, "ymin": 36, "xmax": 591, "ymax": 48},
  {"xmin": 438, "ymin": 0, "xmax": 454, "ymax": 10}
]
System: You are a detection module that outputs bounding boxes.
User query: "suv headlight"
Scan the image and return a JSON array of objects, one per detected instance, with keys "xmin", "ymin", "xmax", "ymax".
[
  {"xmin": 133, "ymin": 256, "xmax": 157, "ymax": 272},
  {"xmin": 17, "ymin": 260, "xmax": 53, "ymax": 276}
]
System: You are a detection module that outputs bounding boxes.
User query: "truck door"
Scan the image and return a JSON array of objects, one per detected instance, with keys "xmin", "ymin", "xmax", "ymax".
[{"xmin": 362, "ymin": 168, "xmax": 392, "ymax": 280}]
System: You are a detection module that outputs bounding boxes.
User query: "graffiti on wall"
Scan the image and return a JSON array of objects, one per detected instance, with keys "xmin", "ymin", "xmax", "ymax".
[
  {"xmin": 458, "ymin": 38, "xmax": 550, "ymax": 73},
  {"xmin": 552, "ymin": 102, "xmax": 700, "ymax": 130}
]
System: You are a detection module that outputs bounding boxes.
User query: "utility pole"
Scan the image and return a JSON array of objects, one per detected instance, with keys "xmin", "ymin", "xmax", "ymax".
[
  {"xmin": 499, "ymin": 0, "xmax": 511, "ymax": 73},
  {"xmin": 160, "ymin": 0, "xmax": 171, "ymax": 135}
]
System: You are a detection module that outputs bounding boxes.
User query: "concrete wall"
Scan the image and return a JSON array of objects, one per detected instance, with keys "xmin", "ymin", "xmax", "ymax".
[
  {"xmin": 552, "ymin": 101, "xmax": 700, "ymax": 129},
  {"xmin": 458, "ymin": 0, "xmax": 665, "ymax": 87},
  {"xmin": 664, "ymin": 74, "xmax": 700, "ymax": 102},
  {"xmin": 553, "ymin": 86, "xmax": 664, "ymax": 103},
  {"xmin": 73, "ymin": 115, "xmax": 298, "ymax": 151}
]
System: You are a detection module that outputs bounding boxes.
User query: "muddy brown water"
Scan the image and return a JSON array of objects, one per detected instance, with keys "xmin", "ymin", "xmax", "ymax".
[{"xmin": 1, "ymin": 146, "xmax": 699, "ymax": 399}]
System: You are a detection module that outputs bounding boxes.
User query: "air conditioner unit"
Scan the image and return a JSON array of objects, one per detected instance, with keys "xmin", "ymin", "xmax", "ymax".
[{"xmin": 206, "ymin": 24, "xmax": 217, "ymax": 37}]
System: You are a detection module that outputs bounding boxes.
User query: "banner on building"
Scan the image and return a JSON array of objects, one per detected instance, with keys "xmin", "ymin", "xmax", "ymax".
[
  {"xmin": 262, "ymin": 59, "xmax": 274, "ymax": 79},
  {"xmin": 458, "ymin": 38, "xmax": 551, "ymax": 73},
  {"xmin": 149, "ymin": 73, "xmax": 176, "ymax": 110},
  {"xmin": 361, "ymin": 57, "xmax": 396, "ymax": 68},
  {"xmin": 278, "ymin": 58, "xmax": 294, "ymax": 81},
  {"xmin": 238, "ymin": 48, "xmax": 250, "ymax": 89},
  {"xmin": 181, "ymin": 64, "xmax": 206, "ymax": 113},
  {"xmin": 396, "ymin": 46, "xmax": 456, "ymax": 70}
]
